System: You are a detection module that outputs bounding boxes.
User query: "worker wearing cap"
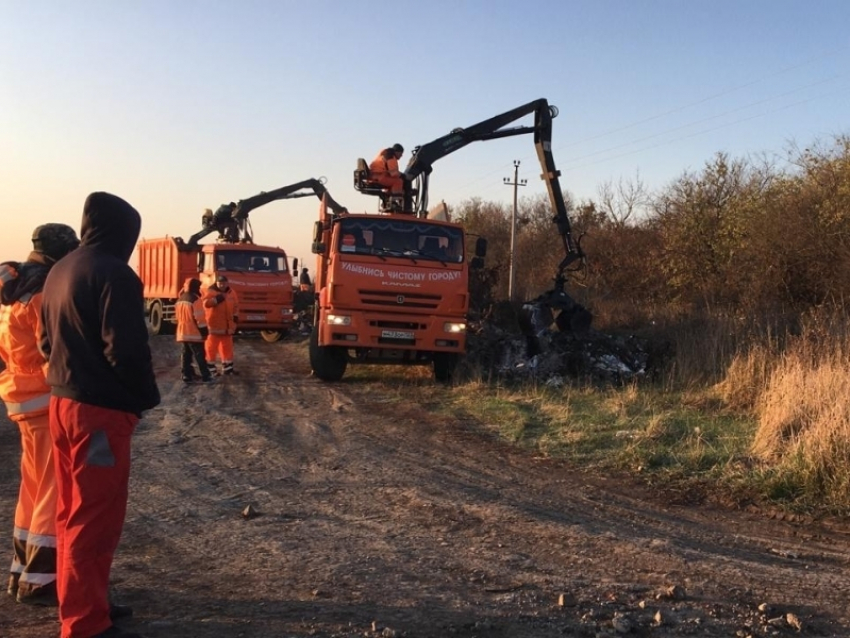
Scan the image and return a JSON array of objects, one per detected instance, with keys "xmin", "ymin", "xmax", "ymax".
[
  {"xmin": 368, "ymin": 143, "xmax": 406, "ymax": 194},
  {"xmin": 1, "ymin": 223, "xmax": 79, "ymax": 607},
  {"xmin": 203, "ymin": 274, "xmax": 239, "ymax": 375}
]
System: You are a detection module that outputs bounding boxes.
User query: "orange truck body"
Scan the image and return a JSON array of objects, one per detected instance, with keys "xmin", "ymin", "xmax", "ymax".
[
  {"xmin": 310, "ymin": 199, "xmax": 469, "ymax": 381},
  {"xmin": 137, "ymin": 237, "xmax": 294, "ymax": 337}
]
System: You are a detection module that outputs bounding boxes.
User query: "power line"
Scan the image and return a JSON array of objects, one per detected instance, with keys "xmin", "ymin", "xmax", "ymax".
[
  {"xmin": 555, "ymin": 45, "xmax": 850, "ymax": 151},
  {"xmin": 471, "ymin": 82, "xmax": 850, "ymax": 202},
  {"xmin": 558, "ymin": 84, "xmax": 850, "ymax": 174},
  {"xmin": 557, "ymin": 74, "xmax": 849, "ymax": 168},
  {"xmin": 452, "ymin": 45, "xmax": 850, "ymax": 197}
]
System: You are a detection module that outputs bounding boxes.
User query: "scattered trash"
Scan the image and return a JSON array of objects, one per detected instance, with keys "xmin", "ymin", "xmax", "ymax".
[{"xmin": 466, "ymin": 306, "xmax": 658, "ymax": 384}]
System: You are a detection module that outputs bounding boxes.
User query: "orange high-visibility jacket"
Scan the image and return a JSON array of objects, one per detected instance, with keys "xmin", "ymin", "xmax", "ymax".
[
  {"xmin": 176, "ymin": 278, "xmax": 208, "ymax": 343},
  {"xmin": 369, "ymin": 149, "xmax": 400, "ymax": 178},
  {"xmin": 203, "ymin": 285, "xmax": 238, "ymax": 335},
  {"xmin": 0, "ymin": 264, "xmax": 50, "ymax": 421}
]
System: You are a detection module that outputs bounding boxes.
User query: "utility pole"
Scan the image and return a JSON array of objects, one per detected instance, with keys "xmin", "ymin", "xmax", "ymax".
[{"xmin": 503, "ymin": 160, "xmax": 526, "ymax": 302}]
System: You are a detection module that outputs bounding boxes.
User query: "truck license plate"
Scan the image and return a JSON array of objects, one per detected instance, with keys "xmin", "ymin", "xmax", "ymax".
[
  {"xmin": 381, "ymin": 330, "xmax": 414, "ymax": 340},
  {"xmin": 245, "ymin": 314, "xmax": 265, "ymax": 321}
]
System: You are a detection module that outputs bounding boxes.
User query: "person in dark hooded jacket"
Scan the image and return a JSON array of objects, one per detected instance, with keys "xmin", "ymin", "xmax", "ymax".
[
  {"xmin": 40, "ymin": 192, "xmax": 160, "ymax": 638},
  {"xmin": 1, "ymin": 223, "xmax": 79, "ymax": 608}
]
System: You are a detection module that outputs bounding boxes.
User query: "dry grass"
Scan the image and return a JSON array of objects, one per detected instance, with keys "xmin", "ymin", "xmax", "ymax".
[
  {"xmin": 715, "ymin": 342, "xmax": 776, "ymax": 411},
  {"xmin": 340, "ymin": 305, "xmax": 850, "ymax": 513},
  {"xmin": 748, "ymin": 312, "xmax": 850, "ymax": 507}
]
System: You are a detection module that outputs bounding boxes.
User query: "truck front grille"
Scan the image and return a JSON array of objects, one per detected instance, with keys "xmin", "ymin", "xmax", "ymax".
[
  {"xmin": 241, "ymin": 292, "xmax": 274, "ymax": 302},
  {"xmin": 358, "ymin": 289, "xmax": 440, "ymax": 310}
]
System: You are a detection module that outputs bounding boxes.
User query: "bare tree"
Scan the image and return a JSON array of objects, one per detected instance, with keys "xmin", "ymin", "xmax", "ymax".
[{"xmin": 597, "ymin": 172, "xmax": 649, "ymax": 227}]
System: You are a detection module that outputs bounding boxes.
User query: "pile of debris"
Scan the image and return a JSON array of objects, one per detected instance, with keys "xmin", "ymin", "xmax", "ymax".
[{"xmin": 465, "ymin": 299, "xmax": 662, "ymax": 385}]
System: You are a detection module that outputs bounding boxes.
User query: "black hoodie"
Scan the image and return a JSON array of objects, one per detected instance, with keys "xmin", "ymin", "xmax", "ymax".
[{"xmin": 40, "ymin": 192, "xmax": 161, "ymax": 416}]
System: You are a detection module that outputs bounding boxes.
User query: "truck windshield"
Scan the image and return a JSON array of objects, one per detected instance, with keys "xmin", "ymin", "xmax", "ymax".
[
  {"xmin": 337, "ymin": 218, "xmax": 464, "ymax": 263},
  {"xmin": 214, "ymin": 250, "xmax": 287, "ymax": 273}
]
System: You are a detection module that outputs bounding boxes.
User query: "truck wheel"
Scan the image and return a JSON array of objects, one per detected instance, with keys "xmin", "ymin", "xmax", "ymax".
[
  {"xmin": 309, "ymin": 326, "xmax": 347, "ymax": 381},
  {"xmin": 149, "ymin": 301, "xmax": 164, "ymax": 336},
  {"xmin": 433, "ymin": 352, "xmax": 459, "ymax": 384},
  {"xmin": 260, "ymin": 330, "xmax": 287, "ymax": 343}
]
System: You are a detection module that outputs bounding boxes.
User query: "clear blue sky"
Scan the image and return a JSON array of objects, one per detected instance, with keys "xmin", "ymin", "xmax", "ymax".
[{"xmin": 2, "ymin": 1, "xmax": 848, "ymax": 264}]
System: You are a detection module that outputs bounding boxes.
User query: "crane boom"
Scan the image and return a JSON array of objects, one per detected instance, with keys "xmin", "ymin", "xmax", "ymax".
[
  {"xmin": 187, "ymin": 178, "xmax": 347, "ymax": 247},
  {"xmin": 402, "ymin": 98, "xmax": 582, "ymax": 280}
]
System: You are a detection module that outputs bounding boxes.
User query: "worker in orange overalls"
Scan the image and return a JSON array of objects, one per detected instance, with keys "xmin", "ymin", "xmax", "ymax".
[
  {"xmin": 1, "ymin": 223, "xmax": 79, "ymax": 607},
  {"xmin": 203, "ymin": 274, "xmax": 239, "ymax": 376},
  {"xmin": 368, "ymin": 143, "xmax": 405, "ymax": 194},
  {"xmin": 176, "ymin": 277, "xmax": 212, "ymax": 384}
]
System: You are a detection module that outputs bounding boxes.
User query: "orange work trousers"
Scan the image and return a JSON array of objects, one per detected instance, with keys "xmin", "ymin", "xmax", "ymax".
[
  {"xmin": 50, "ymin": 396, "xmax": 137, "ymax": 638},
  {"xmin": 11, "ymin": 411, "xmax": 57, "ymax": 596},
  {"xmin": 371, "ymin": 173, "xmax": 404, "ymax": 194},
  {"xmin": 205, "ymin": 334, "xmax": 234, "ymax": 366}
]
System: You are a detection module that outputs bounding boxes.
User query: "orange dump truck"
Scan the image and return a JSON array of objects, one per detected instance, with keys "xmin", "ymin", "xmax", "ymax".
[
  {"xmin": 138, "ymin": 178, "xmax": 346, "ymax": 342},
  {"xmin": 137, "ymin": 237, "xmax": 294, "ymax": 342}
]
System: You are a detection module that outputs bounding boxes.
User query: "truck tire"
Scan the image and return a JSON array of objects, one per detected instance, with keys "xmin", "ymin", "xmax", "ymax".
[
  {"xmin": 260, "ymin": 330, "xmax": 287, "ymax": 343},
  {"xmin": 149, "ymin": 301, "xmax": 164, "ymax": 336},
  {"xmin": 433, "ymin": 352, "xmax": 459, "ymax": 384},
  {"xmin": 309, "ymin": 326, "xmax": 347, "ymax": 381}
]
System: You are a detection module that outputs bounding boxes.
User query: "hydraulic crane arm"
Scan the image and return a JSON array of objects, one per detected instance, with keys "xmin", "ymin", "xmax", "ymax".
[
  {"xmin": 402, "ymin": 98, "xmax": 583, "ymax": 279},
  {"xmin": 186, "ymin": 178, "xmax": 347, "ymax": 247},
  {"xmin": 404, "ymin": 99, "xmax": 551, "ymax": 180}
]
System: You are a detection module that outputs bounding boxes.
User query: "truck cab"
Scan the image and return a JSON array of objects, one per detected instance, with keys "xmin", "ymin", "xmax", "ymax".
[
  {"xmin": 310, "ymin": 202, "xmax": 481, "ymax": 382},
  {"xmin": 198, "ymin": 243, "xmax": 294, "ymax": 337},
  {"xmin": 137, "ymin": 238, "xmax": 294, "ymax": 342}
]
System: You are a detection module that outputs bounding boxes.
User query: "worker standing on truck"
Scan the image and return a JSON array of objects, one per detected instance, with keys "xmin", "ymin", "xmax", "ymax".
[
  {"xmin": 203, "ymin": 274, "xmax": 239, "ymax": 376},
  {"xmin": 40, "ymin": 192, "xmax": 160, "ymax": 638},
  {"xmin": 1, "ymin": 223, "xmax": 79, "ymax": 607},
  {"xmin": 176, "ymin": 278, "xmax": 212, "ymax": 384},
  {"xmin": 368, "ymin": 143, "xmax": 405, "ymax": 194}
]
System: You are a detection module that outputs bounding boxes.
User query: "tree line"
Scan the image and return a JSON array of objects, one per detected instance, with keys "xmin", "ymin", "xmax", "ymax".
[{"xmin": 458, "ymin": 135, "xmax": 850, "ymax": 373}]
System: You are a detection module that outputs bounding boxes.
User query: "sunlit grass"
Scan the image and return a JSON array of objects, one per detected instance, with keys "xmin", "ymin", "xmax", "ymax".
[
  {"xmin": 288, "ymin": 305, "xmax": 850, "ymax": 516},
  {"xmin": 431, "ymin": 380, "xmax": 756, "ymax": 480}
]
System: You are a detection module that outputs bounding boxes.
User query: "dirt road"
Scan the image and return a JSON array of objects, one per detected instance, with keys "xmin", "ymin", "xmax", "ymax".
[{"xmin": 2, "ymin": 335, "xmax": 850, "ymax": 637}]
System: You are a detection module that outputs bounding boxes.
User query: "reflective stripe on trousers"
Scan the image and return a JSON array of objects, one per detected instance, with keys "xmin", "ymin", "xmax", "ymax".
[
  {"xmin": 4, "ymin": 392, "xmax": 51, "ymax": 417},
  {"xmin": 11, "ymin": 412, "xmax": 58, "ymax": 591},
  {"xmin": 205, "ymin": 334, "xmax": 233, "ymax": 364}
]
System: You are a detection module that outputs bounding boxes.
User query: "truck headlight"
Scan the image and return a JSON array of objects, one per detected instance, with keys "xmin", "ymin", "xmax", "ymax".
[
  {"xmin": 327, "ymin": 314, "xmax": 351, "ymax": 326},
  {"xmin": 443, "ymin": 322, "xmax": 466, "ymax": 333}
]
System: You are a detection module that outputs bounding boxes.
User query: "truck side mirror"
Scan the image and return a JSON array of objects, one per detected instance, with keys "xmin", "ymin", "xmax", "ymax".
[
  {"xmin": 311, "ymin": 221, "xmax": 326, "ymax": 254},
  {"xmin": 292, "ymin": 257, "xmax": 299, "ymax": 272},
  {"xmin": 312, "ymin": 221, "xmax": 324, "ymax": 243},
  {"xmin": 475, "ymin": 237, "xmax": 488, "ymax": 258}
]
